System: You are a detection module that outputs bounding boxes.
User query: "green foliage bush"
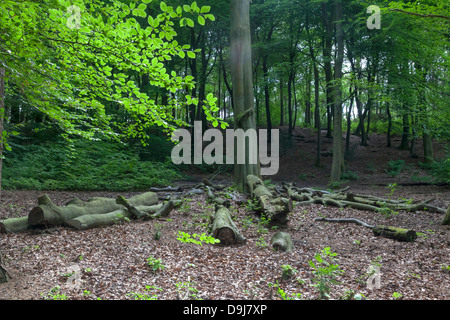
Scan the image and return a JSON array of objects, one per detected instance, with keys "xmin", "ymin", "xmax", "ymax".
[
  {"xmin": 420, "ymin": 147, "xmax": 450, "ymax": 184},
  {"xmin": 3, "ymin": 138, "xmax": 183, "ymax": 191}
]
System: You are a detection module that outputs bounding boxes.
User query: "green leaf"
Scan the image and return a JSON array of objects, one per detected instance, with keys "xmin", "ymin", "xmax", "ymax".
[
  {"xmin": 200, "ymin": 6, "xmax": 211, "ymax": 13},
  {"xmin": 185, "ymin": 18, "xmax": 194, "ymax": 27},
  {"xmin": 198, "ymin": 15, "xmax": 205, "ymax": 25},
  {"xmin": 187, "ymin": 51, "xmax": 196, "ymax": 58}
]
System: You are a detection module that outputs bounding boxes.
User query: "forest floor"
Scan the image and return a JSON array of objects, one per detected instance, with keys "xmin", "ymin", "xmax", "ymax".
[{"xmin": 0, "ymin": 127, "xmax": 449, "ymax": 300}]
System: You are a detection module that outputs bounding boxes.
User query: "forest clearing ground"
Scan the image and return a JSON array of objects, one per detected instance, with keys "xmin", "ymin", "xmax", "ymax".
[
  {"xmin": 0, "ymin": 185, "xmax": 448, "ymax": 300},
  {"xmin": 0, "ymin": 128, "xmax": 449, "ymax": 300}
]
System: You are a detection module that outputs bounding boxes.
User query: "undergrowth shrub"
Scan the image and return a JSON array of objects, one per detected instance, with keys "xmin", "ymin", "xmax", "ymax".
[{"xmin": 3, "ymin": 139, "xmax": 183, "ymax": 191}]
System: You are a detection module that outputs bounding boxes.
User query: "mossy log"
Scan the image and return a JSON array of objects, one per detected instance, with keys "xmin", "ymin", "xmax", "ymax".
[
  {"xmin": 211, "ymin": 205, "xmax": 246, "ymax": 245},
  {"xmin": 270, "ymin": 231, "xmax": 293, "ymax": 252},
  {"xmin": 66, "ymin": 204, "xmax": 163, "ymax": 230},
  {"xmin": 28, "ymin": 192, "xmax": 158, "ymax": 226},
  {"xmin": 246, "ymin": 175, "xmax": 292, "ymax": 224},
  {"xmin": 372, "ymin": 225, "xmax": 418, "ymax": 242},
  {"xmin": 0, "ymin": 216, "xmax": 29, "ymax": 233},
  {"xmin": 443, "ymin": 206, "xmax": 450, "ymax": 226},
  {"xmin": 315, "ymin": 217, "xmax": 417, "ymax": 242}
]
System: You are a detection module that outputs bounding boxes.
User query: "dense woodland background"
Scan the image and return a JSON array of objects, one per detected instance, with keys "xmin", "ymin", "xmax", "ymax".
[{"xmin": 0, "ymin": 0, "xmax": 448, "ymax": 191}]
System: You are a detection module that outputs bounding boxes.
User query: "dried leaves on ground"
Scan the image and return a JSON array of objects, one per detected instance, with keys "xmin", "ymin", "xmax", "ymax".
[{"xmin": 0, "ymin": 184, "xmax": 449, "ymax": 301}]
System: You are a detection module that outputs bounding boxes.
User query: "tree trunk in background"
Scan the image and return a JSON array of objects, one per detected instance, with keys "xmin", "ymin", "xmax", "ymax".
[
  {"xmin": 306, "ymin": 13, "xmax": 321, "ymax": 167},
  {"xmin": 305, "ymin": 63, "xmax": 312, "ymax": 126},
  {"xmin": 0, "ymin": 68, "xmax": 5, "ymax": 200},
  {"xmin": 330, "ymin": 0, "xmax": 345, "ymax": 182},
  {"xmin": 409, "ymin": 115, "xmax": 418, "ymax": 158},
  {"xmin": 386, "ymin": 102, "xmax": 392, "ymax": 147},
  {"xmin": 422, "ymin": 128, "xmax": 434, "ymax": 164},
  {"xmin": 322, "ymin": 1, "xmax": 334, "ymax": 139},
  {"xmin": 345, "ymin": 87, "xmax": 354, "ymax": 157},
  {"xmin": 262, "ymin": 51, "xmax": 272, "ymax": 143},
  {"xmin": 399, "ymin": 113, "xmax": 410, "ymax": 150},
  {"xmin": 230, "ymin": 0, "xmax": 260, "ymax": 191},
  {"xmin": 279, "ymin": 78, "xmax": 284, "ymax": 126}
]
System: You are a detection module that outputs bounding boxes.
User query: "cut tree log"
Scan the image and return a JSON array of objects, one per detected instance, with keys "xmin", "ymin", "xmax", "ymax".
[
  {"xmin": 315, "ymin": 217, "xmax": 418, "ymax": 242},
  {"xmin": 66, "ymin": 204, "xmax": 163, "ymax": 230},
  {"xmin": 372, "ymin": 225, "xmax": 418, "ymax": 242},
  {"xmin": 443, "ymin": 206, "xmax": 450, "ymax": 226},
  {"xmin": 211, "ymin": 204, "xmax": 246, "ymax": 245},
  {"xmin": 115, "ymin": 196, "xmax": 175, "ymax": 220},
  {"xmin": 270, "ymin": 231, "xmax": 293, "ymax": 252},
  {"xmin": 27, "ymin": 192, "xmax": 158, "ymax": 226},
  {"xmin": 0, "ymin": 216, "xmax": 29, "ymax": 233},
  {"xmin": 0, "ymin": 250, "xmax": 10, "ymax": 284},
  {"xmin": 246, "ymin": 175, "xmax": 292, "ymax": 224}
]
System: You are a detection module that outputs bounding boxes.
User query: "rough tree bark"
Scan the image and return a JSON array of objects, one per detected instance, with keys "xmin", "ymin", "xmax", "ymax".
[{"xmin": 246, "ymin": 174, "xmax": 292, "ymax": 224}]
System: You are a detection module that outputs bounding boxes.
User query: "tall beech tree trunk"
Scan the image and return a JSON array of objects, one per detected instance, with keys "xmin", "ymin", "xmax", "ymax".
[
  {"xmin": 330, "ymin": 0, "xmax": 345, "ymax": 182},
  {"xmin": 230, "ymin": 0, "xmax": 260, "ymax": 191},
  {"xmin": 322, "ymin": 1, "xmax": 334, "ymax": 139}
]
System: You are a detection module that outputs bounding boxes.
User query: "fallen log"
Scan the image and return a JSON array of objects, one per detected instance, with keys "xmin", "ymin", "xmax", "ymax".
[
  {"xmin": 205, "ymin": 186, "xmax": 231, "ymax": 208},
  {"xmin": 284, "ymin": 183, "xmax": 446, "ymax": 214},
  {"xmin": 28, "ymin": 192, "xmax": 158, "ymax": 226},
  {"xmin": 66, "ymin": 204, "xmax": 163, "ymax": 230},
  {"xmin": 0, "ymin": 216, "xmax": 29, "ymax": 233},
  {"xmin": 372, "ymin": 225, "xmax": 418, "ymax": 242},
  {"xmin": 315, "ymin": 217, "xmax": 418, "ymax": 242},
  {"xmin": 0, "ymin": 250, "xmax": 10, "ymax": 284},
  {"xmin": 246, "ymin": 175, "xmax": 292, "ymax": 225},
  {"xmin": 211, "ymin": 204, "xmax": 246, "ymax": 245},
  {"xmin": 443, "ymin": 206, "xmax": 450, "ymax": 225},
  {"xmin": 270, "ymin": 231, "xmax": 293, "ymax": 252}
]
